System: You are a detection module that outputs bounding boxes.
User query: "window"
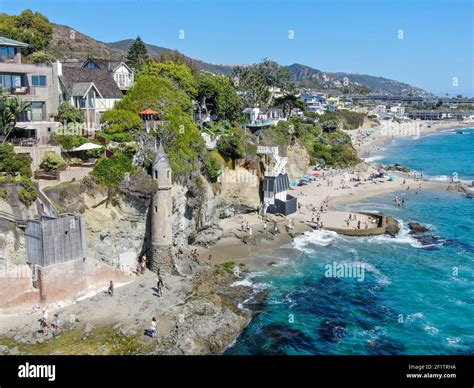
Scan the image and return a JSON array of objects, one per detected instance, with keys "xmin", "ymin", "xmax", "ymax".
[
  {"xmin": 30, "ymin": 102, "xmax": 45, "ymax": 121},
  {"xmin": 0, "ymin": 46, "xmax": 17, "ymax": 61},
  {"xmin": 31, "ymin": 75, "xmax": 47, "ymax": 87},
  {"xmin": 0, "ymin": 74, "xmax": 23, "ymax": 89}
]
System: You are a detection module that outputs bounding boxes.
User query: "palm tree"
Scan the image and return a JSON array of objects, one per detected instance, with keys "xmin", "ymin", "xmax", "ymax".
[{"xmin": 0, "ymin": 93, "xmax": 31, "ymax": 144}]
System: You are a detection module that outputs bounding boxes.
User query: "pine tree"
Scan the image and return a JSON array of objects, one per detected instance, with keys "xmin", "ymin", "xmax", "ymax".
[{"xmin": 126, "ymin": 36, "xmax": 149, "ymax": 71}]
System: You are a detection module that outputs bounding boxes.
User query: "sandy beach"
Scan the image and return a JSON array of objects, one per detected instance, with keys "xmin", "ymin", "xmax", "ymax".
[{"xmin": 196, "ymin": 119, "xmax": 474, "ymax": 268}]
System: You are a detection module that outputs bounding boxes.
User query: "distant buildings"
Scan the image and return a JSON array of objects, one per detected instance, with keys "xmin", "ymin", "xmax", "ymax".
[{"xmin": 0, "ymin": 36, "xmax": 60, "ymax": 144}]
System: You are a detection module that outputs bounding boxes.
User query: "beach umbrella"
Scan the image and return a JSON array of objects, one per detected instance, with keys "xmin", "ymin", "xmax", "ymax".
[{"xmin": 72, "ymin": 143, "xmax": 103, "ymax": 152}]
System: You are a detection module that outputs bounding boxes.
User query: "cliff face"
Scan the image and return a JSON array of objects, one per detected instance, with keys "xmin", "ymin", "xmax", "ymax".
[{"xmin": 286, "ymin": 142, "xmax": 311, "ymax": 181}]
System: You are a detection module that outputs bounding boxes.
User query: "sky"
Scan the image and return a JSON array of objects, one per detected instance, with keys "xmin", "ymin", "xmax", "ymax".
[{"xmin": 1, "ymin": 0, "xmax": 473, "ymax": 96}]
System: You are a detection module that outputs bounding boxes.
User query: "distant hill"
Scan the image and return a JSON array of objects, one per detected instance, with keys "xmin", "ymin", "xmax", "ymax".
[
  {"xmin": 108, "ymin": 39, "xmax": 234, "ymax": 75},
  {"xmin": 46, "ymin": 24, "xmax": 125, "ymax": 61},
  {"xmin": 288, "ymin": 63, "xmax": 433, "ymax": 96},
  {"xmin": 45, "ymin": 24, "xmax": 431, "ymax": 96}
]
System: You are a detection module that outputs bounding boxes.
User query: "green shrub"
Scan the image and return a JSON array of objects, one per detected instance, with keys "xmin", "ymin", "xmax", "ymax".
[
  {"xmin": 18, "ymin": 178, "xmax": 37, "ymax": 207},
  {"xmin": 100, "ymin": 109, "xmax": 142, "ymax": 134},
  {"xmin": 203, "ymin": 155, "xmax": 222, "ymax": 183},
  {"xmin": 0, "ymin": 144, "xmax": 32, "ymax": 178},
  {"xmin": 57, "ymin": 102, "xmax": 84, "ymax": 123},
  {"xmin": 92, "ymin": 154, "xmax": 135, "ymax": 188},
  {"xmin": 52, "ymin": 134, "xmax": 88, "ymax": 151},
  {"xmin": 40, "ymin": 153, "xmax": 67, "ymax": 171}
]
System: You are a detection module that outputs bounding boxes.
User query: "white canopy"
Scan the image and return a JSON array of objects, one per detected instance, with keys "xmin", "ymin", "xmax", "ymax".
[{"xmin": 72, "ymin": 143, "xmax": 103, "ymax": 151}]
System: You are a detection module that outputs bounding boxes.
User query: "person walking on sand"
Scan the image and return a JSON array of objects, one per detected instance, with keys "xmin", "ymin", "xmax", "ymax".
[
  {"xmin": 263, "ymin": 221, "xmax": 267, "ymax": 232},
  {"xmin": 108, "ymin": 280, "xmax": 114, "ymax": 297},
  {"xmin": 241, "ymin": 221, "xmax": 245, "ymax": 231},
  {"xmin": 157, "ymin": 276, "xmax": 164, "ymax": 297},
  {"xmin": 208, "ymin": 254, "xmax": 213, "ymax": 265},
  {"xmin": 141, "ymin": 255, "xmax": 147, "ymax": 274},
  {"xmin": 149, "ymin": 317, "xmax": 157, "ymax": 338}
]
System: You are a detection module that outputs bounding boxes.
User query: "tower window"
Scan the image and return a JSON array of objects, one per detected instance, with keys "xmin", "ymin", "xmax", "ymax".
[
  {"xmin": 167, "ymin": 170, "xmax": 170, "ymax": 179},
  {"xmin": 154, "ymin": 171, "xmax": 158, "ymax": 179},
  {"xmin": 155, "ymin": 206, "xmax": 157, "ymax": 213}
]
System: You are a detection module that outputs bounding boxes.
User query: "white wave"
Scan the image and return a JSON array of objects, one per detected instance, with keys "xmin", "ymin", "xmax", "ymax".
[
  {"xmin": 406, "ymin": 312, "xmax": 424, "ymax": 322},
  {"xmin": 231, "ymin": 278, "xmax": 253, "ymax": 287},
  {"xmin": 424, "ymin": 325, "xmax": 439, "ymax": 335},
  {"xmin": 429, "ymin": 175, "xmax": 450, "ymax": 182},
  {"xmin": 364, "ymin": 155, "xmax": 385, "ymax": 163},
  {"xmin": 445, "ymin": 337, "xmax": 462, "ymax": 347},
  {"xmin": 365, "ymin": 220, "xmax": 423, "ymax": 248},
  {"xmin": 293, "ymin": 229, "xmax": 338, "ymax": 253}
]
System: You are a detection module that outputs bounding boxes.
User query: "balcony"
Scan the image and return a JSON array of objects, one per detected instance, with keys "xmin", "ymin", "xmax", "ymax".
[{"xmin": 4, "ymin": 86, "xmax": 32, "ymax": 95}]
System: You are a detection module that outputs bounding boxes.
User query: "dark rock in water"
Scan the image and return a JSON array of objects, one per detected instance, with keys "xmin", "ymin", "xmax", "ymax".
[
  {"xmin": 317, "ymin": 320, "xmax": 347, "ymax": 343},
  {"xmin": 367, "ymin": 338, "xmax": 406, "ymax": 355},
  {"xmin": 465, "ymin": 193, "xmax": 474, "ymax": 199},
  {"xmin": 408, "ymin": 222, "xmax": 429, "ymax": 233},
  {"xmin": 413, "ymin": 234, "xmax": 442, "ymax": 248},
  {"xmin": 385, "ymin": 216, "xmax": 400, "ymax": 237},
  {"xmin": 253, "ymin": 323, "xmax": 316, "ymax": 354}
]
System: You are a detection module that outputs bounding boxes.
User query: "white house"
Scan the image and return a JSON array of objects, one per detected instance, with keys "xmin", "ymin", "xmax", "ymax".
[{"xmin": 82, "ymin": 57, "xmax": 134, "ymax": 92}]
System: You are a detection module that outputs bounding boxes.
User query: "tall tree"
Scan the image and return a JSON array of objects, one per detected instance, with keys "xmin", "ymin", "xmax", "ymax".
[
  {"xmin": 233, "ymin": 58, "xmax": 292, "ymax": 108},
  {"xmin": 0, "ymin": 10, "xmax": 52, "ymax": 56},
  {"xmin": 197, "ymin": 73, "xmax": 242, "ymax": 121},
  {"xmin": 126, "ymin": 36, "xmax": 149, "ymax": 72},
  {"xmin": 138, "ymin": 60, "xmax": 197, "ymax": 97},
  {"xmin": 273, "ymin": 94, "xmax": 306, "ymax": 118}
]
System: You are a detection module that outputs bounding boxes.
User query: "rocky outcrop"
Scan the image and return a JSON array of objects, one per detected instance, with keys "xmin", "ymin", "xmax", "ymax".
[
  {"xmin": 408, "ymin": 222, "xmax": 429, "ymax": 234},
  {"xmin": 286, "ymin": 142, "xmax": 311, "ymax": 181},
  {"xmin": 385, "ymin": 216, "xmax": 400, "ymax": 237}
]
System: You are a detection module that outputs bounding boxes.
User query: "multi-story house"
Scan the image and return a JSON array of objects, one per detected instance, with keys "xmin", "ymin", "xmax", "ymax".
[
  {"xmin": 0, "ymin": 36, "xmax": 60, "ymax": 144},
  {"xmin": 82, "ymin": 56, "xmax": 134, "ymax": 92},
  {"xmin": 55, "ymin": 60, "xmax": 124, "ymax": 133}
]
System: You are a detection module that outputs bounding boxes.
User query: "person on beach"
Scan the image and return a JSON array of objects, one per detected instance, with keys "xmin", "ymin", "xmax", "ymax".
[
  {"xmin": 108, "ymin": 280, "xmax": 114, "ymax": 297},
  {"xmin": 149, "ymin": 317, "xmax": 157, "ymax": 338},
  {"xmin": 248, "ymin": 226, "xmax": 253, "ymax": 236},
  {"xmin": 263, "ymin": 221, "xmax": 267, "ymax": 232},
  {"xmin": 40, "ymin": 307, "xmax": 49, "ymax": 335},
  {"xmin": 241, "ymin": 221, "xmax": 245, "ymax": 231},
  {"xmin": 157, "ymin": 276, "xmax": 164, "ymax": 297},
  {"xmin": 51, "ymin": 314, "xmax": 61, "ymax": 335},
  {"xmin": 208, "ymin": 254, "xmax": 213, "ymax": 265},
  {"xmin": 357, "ymin": 221, "xmax": 361, "ymax": 230}
]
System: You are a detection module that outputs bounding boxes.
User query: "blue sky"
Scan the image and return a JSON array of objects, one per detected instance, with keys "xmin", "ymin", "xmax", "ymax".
[{"xmin": 2, "ymin": 0, "xmax": 473, "ymax": 96}]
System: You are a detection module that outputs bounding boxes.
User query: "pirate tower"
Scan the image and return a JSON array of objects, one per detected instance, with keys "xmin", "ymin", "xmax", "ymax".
[{"xmin": 150, "ymin": 142, "xmax": 173, "ymax": 272}]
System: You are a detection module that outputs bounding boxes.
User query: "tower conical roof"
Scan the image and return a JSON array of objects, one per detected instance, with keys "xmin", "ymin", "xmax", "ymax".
[{"xmin": 152, "ymin": 141, "xmax": 170, "ymax": 170}]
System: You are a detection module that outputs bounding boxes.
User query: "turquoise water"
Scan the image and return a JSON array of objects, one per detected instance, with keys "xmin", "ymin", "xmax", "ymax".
[
  {"xmin": 377, "ymin": 127, "xmax": 474, "ymax": 182},
  {"xmin": 227, "ymin": 130, "xmax": 474, "ymax": 355}
]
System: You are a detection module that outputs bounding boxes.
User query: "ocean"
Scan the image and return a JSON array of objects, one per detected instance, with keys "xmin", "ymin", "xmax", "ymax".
[{"xmin": 226, "ymin": 128, "xmax": 474, "ymax": 355}]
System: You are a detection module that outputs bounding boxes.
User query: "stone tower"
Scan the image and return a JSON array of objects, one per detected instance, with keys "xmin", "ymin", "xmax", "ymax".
[{"xmin": 150, "ymin": 141, "xmax": 173, "ymax": 272}]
